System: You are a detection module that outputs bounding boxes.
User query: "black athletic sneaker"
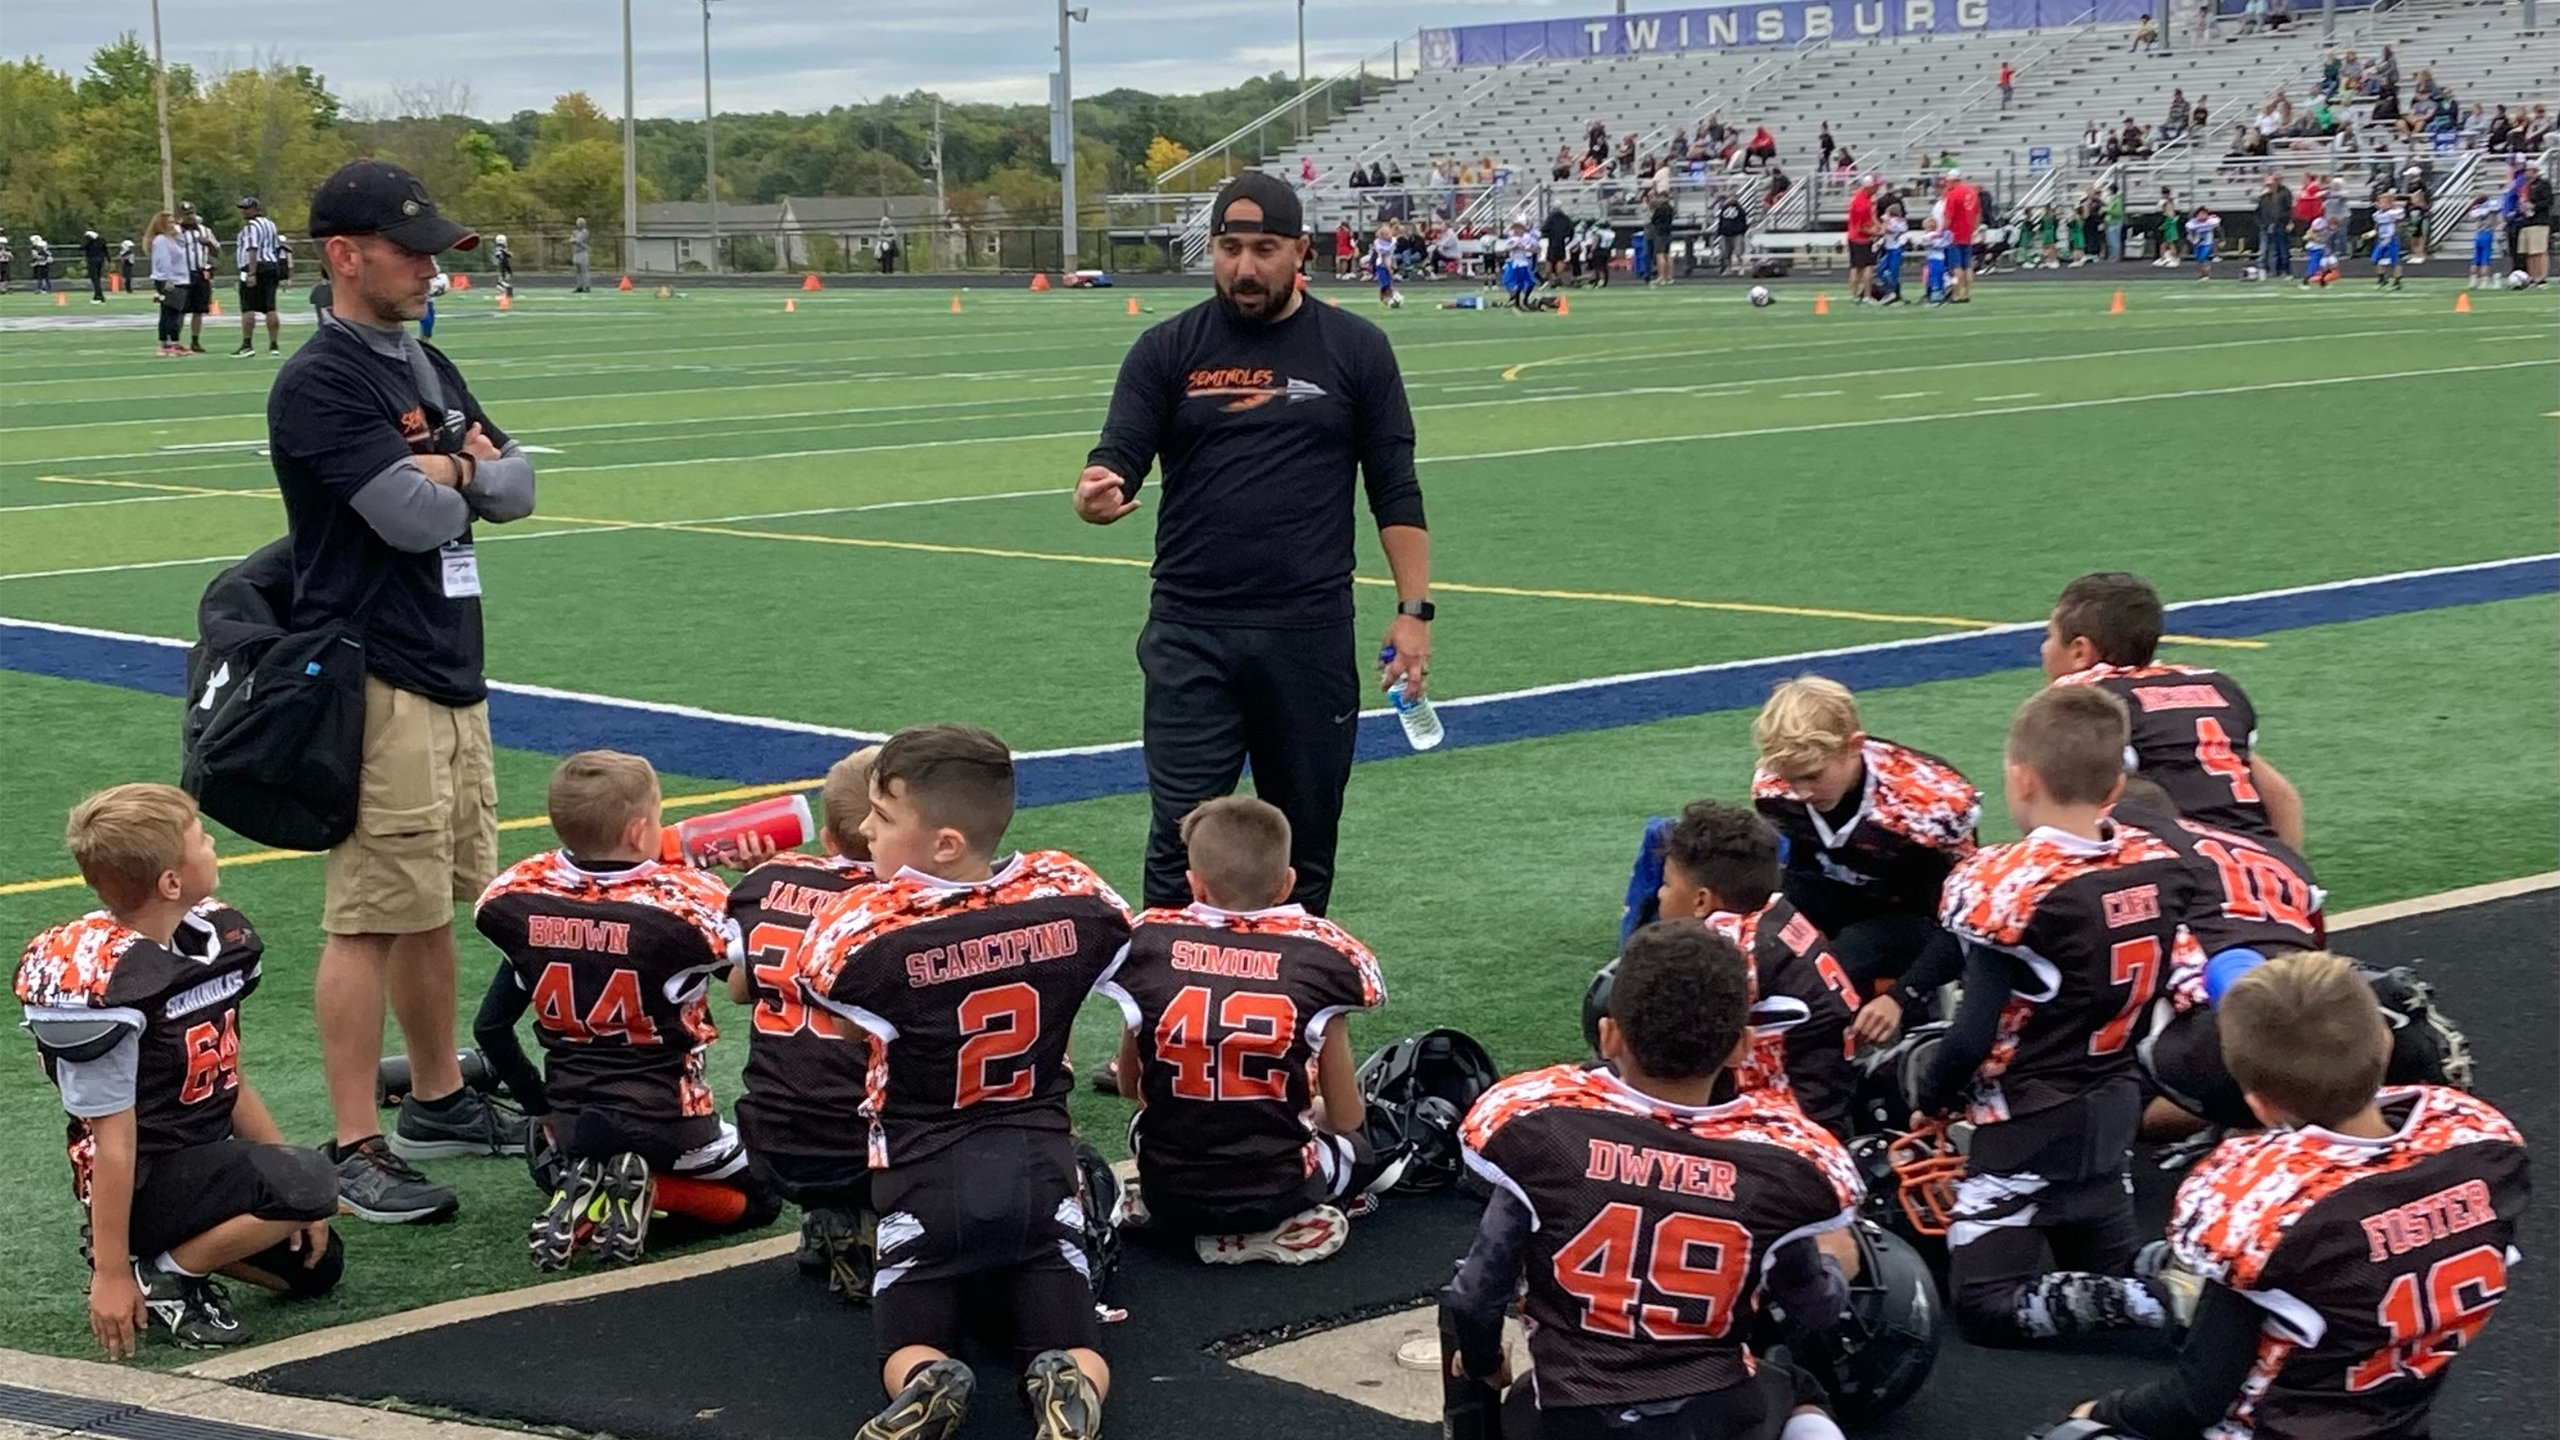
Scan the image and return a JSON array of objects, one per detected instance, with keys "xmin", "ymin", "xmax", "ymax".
[
  {"xmin": 531, "ymin": 1157, "xmax": 608, "ymax": 1272},
  {"xmin": 333, "ymin": 1137, "xmax": 460, "ymax": 1224},
  {"xmin": 801, "ymin": 1206, "xmax": 876, "ymax": 1302},
  {"xmin": 592, "ymin": 1151, "xmax": 653, "ymax": 1264},
  {"xmin": 231, "ymin": 344, "xmax": 254, "ymax": 356},
  {"xmin": 857, "ymin": 1358, "xmax": 973, "ymax": 1440},
  {"xmin": 1023, "ymin": 1351, "xmax": 1102, "ymax": 1440},
  {"xmin": 391, "ymin": 1087, "xmax": 531, "ymax": 1159},
  {"xmin": 133, "ymin": 1262, "xmax": 248, "ymax": 1349},
  {"xmin": 188, "ymin": 341, "xmax": 206, "ymax": 353}
]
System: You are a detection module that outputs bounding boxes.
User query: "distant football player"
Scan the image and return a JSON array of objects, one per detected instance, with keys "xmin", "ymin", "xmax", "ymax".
[
  {"xmin": 1371, "ymin": 221, "xmax": 1403, "ymax": 307},
  {"xmin": 1444, "ymin": 922, "xmax": 1863, "ymax": 1440},
  {"xmin": 2187, "ymin": 205, "xmax": 2220, "ymax": 280},
  {"xmin": 725, "ymin": 747, "xmax": 884, "ymax": 1298},
  {"xmin": 2043, "ymin": 571, "xmax": 2304, "ymax": 847},
  {"xmin": 1102, "ymin": 795, "xmax": 1393, "ymax": 1265},
  {"xmin": 2371, "ymin": 194, "xmax": 2408, "ymax": 289},
  {"xmin": 1751, "ymin": 675, "xmax": 1980, "ymax": 1044},
  {"xmin": 797, "ymin": 724, "xmax": 1133, "ymax": 1440},
  {"xmin": 1914, "ymin": 686, "xmax": 2194, "ymax": 1348},
  {"xmin": 17, "ymin": 784, "xmax": 342, "ymax": 1356},
  {"xmin": 1655, "ymin": 799, "xmax": 1860, "ymax": 1137},
  {"xmin": 2068, "ymin": 952, "xmax": 2528, "ymax": 1439},
  {"xmin": 474, "ymin": 751, "xmax": 777, "ymax": 1272}
]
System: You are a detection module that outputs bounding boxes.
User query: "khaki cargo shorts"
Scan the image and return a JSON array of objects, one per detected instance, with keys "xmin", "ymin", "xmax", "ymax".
[
  {"xmin": 323, "ymin": 675, "xmax": 499, "ymax": 936},
  {"xmin": 2519, "ymin": 224, "xmax": 2551, "ymax": 258}
]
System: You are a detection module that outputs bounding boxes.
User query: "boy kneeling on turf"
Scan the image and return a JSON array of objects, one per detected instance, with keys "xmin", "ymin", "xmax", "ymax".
[
  {"xmin": 474, "ymin": 751, "xmax": 778, "ymax": 1272},
  {"xmin": 1100, "ymin": 796, "xmax": 1396, "ymax": 1266},
  {"xmin": 2069, "ymin": 952, "xmax": 2528, "ymax": 1438},
  {"xmin": 796, "ymin": 724, "xmax": 1133, "ymax": 1440},
  {"xmin": 17, "ymin": 784, "xmax": 342, "ymax": 1356},
  {"xmin": 726, "ymin": 747, "xmax": 886, "ymax": 1299}
]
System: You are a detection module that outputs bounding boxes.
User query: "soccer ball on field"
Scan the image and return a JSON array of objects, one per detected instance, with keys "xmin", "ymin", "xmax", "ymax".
[
  {"xmin": 427, "ymin": 273, "xmax": 451, "ymax": 299},
  {"xmin": 1748, "ymin": 285, "xmax": 1773, "ymax": 307},
  {"xmin": 1386, "ymin": 291, "xmax": 1404, "ymax": 308},
  {"xmin": 2510, "ymin": 270, "xmax": 2532, "ymax": 291}
]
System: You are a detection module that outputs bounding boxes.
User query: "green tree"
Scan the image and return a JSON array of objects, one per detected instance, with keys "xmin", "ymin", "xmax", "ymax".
[{"xmin": 539, "ymin": 91, "xmax": 617, "ymax": 150}]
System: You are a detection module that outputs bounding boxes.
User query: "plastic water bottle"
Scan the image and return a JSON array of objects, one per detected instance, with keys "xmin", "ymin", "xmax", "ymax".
[{"xmin": 1380, "ymin": 646, "xmax": 1444, "ymax": 751}]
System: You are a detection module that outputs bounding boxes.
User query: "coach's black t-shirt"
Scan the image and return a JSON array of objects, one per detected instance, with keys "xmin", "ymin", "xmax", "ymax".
[
  {"xmin": 268, "ymin": 317, "xmax": 509, "ymax": 706},
  {"xmin": 1087, "ymin": 295, "xmax": 1423, "ymax": 629}
]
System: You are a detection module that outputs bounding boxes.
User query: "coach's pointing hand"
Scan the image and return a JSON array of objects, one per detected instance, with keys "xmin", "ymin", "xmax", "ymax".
[{"xmin": 1073, "ymin": 465, "xmax": 1139, "ymax": 525}]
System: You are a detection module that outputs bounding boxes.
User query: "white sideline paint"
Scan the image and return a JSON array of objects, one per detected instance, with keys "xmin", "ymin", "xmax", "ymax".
[{"xmin": 2328, "ymin": 872, "xmax": 2560, "ymax": 930}]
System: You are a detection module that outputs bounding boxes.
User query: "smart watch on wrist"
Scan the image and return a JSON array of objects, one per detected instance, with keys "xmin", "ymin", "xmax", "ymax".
[{"xmin": 1396, "ymin": 599, "xmax": 1436, "ymax": 622}]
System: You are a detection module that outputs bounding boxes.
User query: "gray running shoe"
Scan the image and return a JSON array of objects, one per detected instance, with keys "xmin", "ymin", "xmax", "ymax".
[
  {"xmin": 133, "ymin": 1262, "xmax": 248, "ymax": 1349},
  {"xmin": 332, "ymin": 1137, "xmax": 460, "ymax": 1224},
  {"xmin": 390, "ymin": 1087, "xmax": 531, "ymax": 1159},
  {"xmin": 857, "ymin": 1357, "xmax": 973, "ymax": 1440}
]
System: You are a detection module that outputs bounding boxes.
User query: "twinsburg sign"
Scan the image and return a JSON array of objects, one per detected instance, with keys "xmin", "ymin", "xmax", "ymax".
[{"xmin": 1420, "ymin": 0, "xmax": 2365, "ymax": 67}]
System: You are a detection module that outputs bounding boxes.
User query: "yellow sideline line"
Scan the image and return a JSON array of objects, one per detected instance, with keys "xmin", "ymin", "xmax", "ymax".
[
  {"xmin": 34, "ymin": 474, "xmax": 268, "ymax": 498},
  {"xmin": 0, "ymin": 777, "xmax": 820, "ymax": 898}
]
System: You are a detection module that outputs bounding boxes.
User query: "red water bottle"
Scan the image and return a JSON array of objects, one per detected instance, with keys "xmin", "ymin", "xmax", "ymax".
[{"xmin": 660, "ymin": 794, "xmax": 813, "ymax": 868}]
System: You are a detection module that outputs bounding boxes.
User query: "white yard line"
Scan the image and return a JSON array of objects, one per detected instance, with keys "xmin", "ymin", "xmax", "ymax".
[{"xmin": 2327, "ymin": 873, "xmax": 2560, "ymax": 930}]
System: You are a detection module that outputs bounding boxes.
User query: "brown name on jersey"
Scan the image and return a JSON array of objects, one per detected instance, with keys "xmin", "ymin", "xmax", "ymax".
[
  {"xmin": 761, "ymin": 882, "xmax": 840, "ymax": 919},
  {"xmin": 2102, "ymin": 884, "xmax": 2162, "ymax": 927},
  {"xmin": 2130, "ymin": 685, "xmax": 2229, "ymax": 712},
  {"xmin": 1584, "ymin": 1139, "xmax": 1739, "ymax": 1201},
  {"xmin": 2359, "ymin": 1178, "xmax": 2499, "ymax": 1263},
  {"xmin": 905, "ymin": 918, "xmax": 1080, "ymax": 988},
  {"xmin": 527, "ymin": 915, "xmax": 632, "ymax": 954},
  {"xmin": 1169, "ymin": 939, "xmax": 1284, "ymax": 982}
]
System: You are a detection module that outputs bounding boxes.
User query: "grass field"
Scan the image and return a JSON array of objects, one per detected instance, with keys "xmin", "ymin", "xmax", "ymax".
[{"xmin": 1, "ymin": 274, "xmax": 2554, "ymax": 1361}]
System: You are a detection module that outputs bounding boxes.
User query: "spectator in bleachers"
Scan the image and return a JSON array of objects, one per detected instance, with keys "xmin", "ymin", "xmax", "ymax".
[
  {"xmin": 1818, "ymin": 123, "xmax": 1836, "ymax": 171},
  {"xmin": 2083, "ymin": 120, "xmax": 2105, "ymax": 161},
  {"xmin": 1551, "ymin": 147, "xmax": 1572, "ymax": 182},
  {"xmin": 2525, "ymin": 106, "xmax": 2553, "ymax": 150},
  {"xmin": 2133, "ymin": 12, "xmax": 2159, "ymax": 54},
  {"xmin": 2376, "ymin": 45, "xmax": 2400, "ymax": 91},
  {"xmin": 2372, "ymin": 80, "xmax": 2402, "ymax": 129},
  {"xmin": 2000, "ymin": 61, "xmax": 2015, "ymax": 110},
  {"xmin": 1669, "ymin": 129, "xmax": 1690, "ymax": 164},
  {"xmin": 2320, "ymin": 50, "xmax": 2342, "ymax": 98},
  {"xmin": 2240, "ymin": 0, "xmax": 2262, "ymax": 35},
  {"xmin": 1615, "ymin": 134, "xmax": 1637, "ymax": 176},
  {"xmin": 2121, "ymin": 117, "xmax": 2154, "ymax": 157},
  {"xmin": 1763, "ymin": 163, "xmax": 1793, "ymax": 214},
  {"xmin": 2487, "ymin": 105, "xmax": 2513, "ymax": 152},
  {"xmin": 2343, "ymin": 51, "xmax": 2371, "ymax": 96},
  {"xmin": 2267, "ymin": 0, "xmax": 2289, "ymax": 30},
  {"xmin": 1586, "ymin": 121, "xmax": 1609, "ymax": 167},
  {"xmin": 1384, "ymin": 160, "xmax": 1404, "ymax": 188},
  {"xmin": 1704, "ymin": 114, "xmax": 1732, "ymax": 154},
  {"xmin": 2191, "ymin": 0, "xmax": 2214, "ymax": 46},
  {"xmin": 2161, "ymin": 89, "xmax": 2190, "ymax": 142}
]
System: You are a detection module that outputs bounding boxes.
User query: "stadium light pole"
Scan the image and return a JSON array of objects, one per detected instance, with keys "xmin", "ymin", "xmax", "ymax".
[
  {"xmin": 622, "ymin": 0, "xmax": 639, "ymax": 277},
  {"xmin": 1058, "ymin": 3, "xmax": 1088, "ymax": 270},
  {"xmin": 702, "ymin": 0, "xmax": 720, "ymax": 273},
  {"xmin": 148, "ymin": 0, "xmax": 175, "ymax": 216},
  {"xmin": 1296, "ymin": 0, "xmax": 1307, "ymax": 142}
]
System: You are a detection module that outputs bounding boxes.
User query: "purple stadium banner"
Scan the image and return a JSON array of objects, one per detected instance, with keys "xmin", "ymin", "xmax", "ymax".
[{"xmin": 1421, "ymin": 0, "xmax": 2367, "ymax": 67}]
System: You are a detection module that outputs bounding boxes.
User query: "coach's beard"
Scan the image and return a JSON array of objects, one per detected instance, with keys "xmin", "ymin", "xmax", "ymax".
[{"xmin": 1217, "ymin": 277, "xmax": 1282, "ymax": 322}]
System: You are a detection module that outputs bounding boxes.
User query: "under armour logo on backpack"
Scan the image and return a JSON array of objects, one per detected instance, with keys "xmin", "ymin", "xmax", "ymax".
[{"xmin": 197, "ymin": 660, "xmax": 231, "ymax": 710}]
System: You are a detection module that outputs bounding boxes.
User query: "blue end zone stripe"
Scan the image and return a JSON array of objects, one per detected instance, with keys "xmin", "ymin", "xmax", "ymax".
[{"xmin": 3, "ymin": 556, "xmax": 2553, "ymax": 809}]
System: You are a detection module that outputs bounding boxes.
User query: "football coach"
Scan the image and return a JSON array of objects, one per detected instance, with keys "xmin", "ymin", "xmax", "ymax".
[
  {"xmin": 1075, "ymin": 171, "xmax": 1431, "ymax": 917},
  {"xmin": 270, "ymin": 160, "xmax": 537, "ymax": 1224}
]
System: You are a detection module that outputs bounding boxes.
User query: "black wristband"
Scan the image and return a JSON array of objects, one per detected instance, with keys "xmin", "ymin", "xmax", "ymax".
[{"xmin": 1396, "ymin": 599, "xmax": 1436, "ymax": 622}]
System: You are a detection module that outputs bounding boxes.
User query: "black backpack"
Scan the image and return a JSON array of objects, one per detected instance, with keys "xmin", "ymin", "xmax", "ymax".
[{"xmin": 180, "ymin": 538, "xmax": 385, "ymax": 852}]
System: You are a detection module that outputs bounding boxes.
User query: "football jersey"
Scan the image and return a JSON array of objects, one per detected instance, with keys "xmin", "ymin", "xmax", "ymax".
[
  {"xmin": 2170, "ymin": 1087, "xmax": 2529, "ymax": 1440},
  {"xmin": 2116, "ymin": 805, "xmax": 2323, "ymax": 1011},
  {"xmin": 2054, "ymin": 663, "xmax": 2271, "ymax": 839},
  {"xmin": 1504, "ymin": 232, "xmax": 1538, "ymax": 264},
  {"xmin": 1754, "ymin": 736, "xmax": 1981, "ymax": 916},
  {"xmin": 1100, "ymin": 902, "xmax": 1386, "ymax": 1208},
  {"xmin": 1462, "ymin": 1064, "xmax": 1862, "ymax": 1411},
  {"xmin": 1703, "ymin": 897, "xmax": 1859, "ymax": 1131},
  {"xmin": 799, "ymin": 850, "xmax": 1132, "ymax": 1168},
  {"xmin": 1938, "ymin": 821, "xmax": 2197, "ymax": 1125},
  {"xmin": 474, "ymin": 853, "xmax": 741, "ymax": 1123},
  {"xmin": 16, "ymin": 901, "xmax": 264, "ymax": 1204},
  {"xmin": 726, "ymin": 853, "xmax": 880, "ymax": 1161}
]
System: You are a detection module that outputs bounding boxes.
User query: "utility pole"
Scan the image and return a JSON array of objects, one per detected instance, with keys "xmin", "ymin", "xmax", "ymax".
[
  {"xmin": 1055, "ymin": 3, "xmax": 1088, "ymax": 270},
  {"xmin": 1296, "ymin": 0, "xmax": 1307, "ymax": 142},
  {"xmin": 622, "ymin": 0, "xmax": 639, "ymax": 277},
  {"xmin": 148, "ymin": 0, "xmax": 174, "ymax": 216},
  {"xmin": 702, "ymin": 0, "xmax": 720, "ymax": 272}
]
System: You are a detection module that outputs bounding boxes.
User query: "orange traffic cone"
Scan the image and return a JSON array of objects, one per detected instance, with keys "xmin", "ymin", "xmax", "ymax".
[
  {"xmin": 497, "ymin": 293, "xmax": 512, "ymax": 311},
  {"xmin": 1126, "ymin": 295, "xmax": 1140, "ymax": 315},
  {"xmin": 209, "ymin": 298, "xmax": 221, "ymax": 315},
  {"xmin": 801, "ymin": 273, "xmax": 822, "ymax": 291},
  {"xmin": 785, "ymin": 297, "xmax": 798, "ymax": 312},
  {"xmin": 2453, "ymin": 290, "xmax": 2472, "ymax": 314},
  {"xmin": 618, "ymin": 275, "xmax": 635, "ymax": 291},
  {"xmin": 1557, "ymin": 295, "xmax": 1570, "ymax": 315},
  {"xmin": 2109, "ymin": 289, "xmax": 2126, "ymax": 314},
  {"xmin": 54, "ymin": 292, "xmax": 67, "ymax": 306},
  {"xmin": 453, "ymin": 273, "xmax": 471, "ymax": 291},
  {"xmin": 109, "ymin": 274, "xmax": 123, "ymax": 293},
  {"xmin": 1028, "ymin": 272, "xmax": 1051, "ymax": 292},
  {"xmin": 1813, "ymin": 293, "xmax": 1829, "ymax": 315},
  {"xmin": 950, "ymin": 293, "xmax": 963, "ymax": 313}
]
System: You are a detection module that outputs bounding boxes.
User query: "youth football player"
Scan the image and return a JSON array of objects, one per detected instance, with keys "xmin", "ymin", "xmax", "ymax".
[
  {"xmin": 1372, "ymin": 221, "xmax": 1402, "ymax": 307},
  {"xmin": 798, "ymin": 724, "xmax": 1133, "ymax": 1440},
  {"xmin": 2069, "ymin": 952, "xmax": 2528, "ymax": 1439},
  {"xmin": 474, "ymin": 751, "xmax": 775, "ymax": 1272},
  {"xmin": 2188, "ymin": 205, "xmax": 2220, "ymax": 279},
  {"xmin": 725, "ymin": 748, "xmax": 883, "ymax": 1298},
  {"xmin": 1654, "ymin": 799, "xmax": 1859, "ymax": 1137},
  {"xmin": 17, "ymin": 784, "xmax": 342, "ymax": 1355},
  {"xmin": 2302, "ymin": 212, "xmax": 2334, "ymax": 286},
  {"xmin": 1102, "ymin": 796, "xmax": 1393, "ymax": 1265},
  {"xmin": 1915, "ymin": 685, "xmax": 2196, "ymax": 1348},
  {"xmin": 2468, "ymin": 197, "xmax": 2500, "ymax": 287},
  {"xmin": 2371, "ymin": 194, "xmax": 2407, "ymax": 289},
  {"xmin": 1751, "ymin": 674, "xmax": 1980, "ymax": 1044},
  {"xmin": 1501, "ymin": 219, "xmax": 1540, "ymax": 309},
  {"xmin": 1444, "ymin": 923, "xmax": 1862, "ymax": 1440},
  {"xmin": 2042, "ymin": 570, "xmax": 2304, "ymax": 847}
]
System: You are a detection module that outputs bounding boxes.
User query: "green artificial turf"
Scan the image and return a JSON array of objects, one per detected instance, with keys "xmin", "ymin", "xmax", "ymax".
[{"xmin": 0, "ymin": 278, "xmax": 2552, "ymax": 1361}]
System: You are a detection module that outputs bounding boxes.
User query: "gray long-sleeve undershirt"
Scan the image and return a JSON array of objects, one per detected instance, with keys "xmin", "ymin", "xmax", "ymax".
[{"xmin": 332, "ymin": 313, "xmax": 537, "ymax": 551}]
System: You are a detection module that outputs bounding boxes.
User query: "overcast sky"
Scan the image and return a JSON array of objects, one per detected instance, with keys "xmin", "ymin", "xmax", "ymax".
[{"xmin": 18, "ymin": 0, "xmax": 1605, "ymax": 117}]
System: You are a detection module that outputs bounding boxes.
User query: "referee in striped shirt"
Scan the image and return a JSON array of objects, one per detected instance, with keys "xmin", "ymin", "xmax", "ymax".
[{"xmin": 234, "ymin": 196, "xmax": 284, "ymax": 355}]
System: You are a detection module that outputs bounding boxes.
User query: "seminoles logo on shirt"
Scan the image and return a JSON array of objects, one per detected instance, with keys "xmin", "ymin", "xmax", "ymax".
[{"xmin": 1184, "ymin": 367, "xmax": 1328, "ymax": 412}]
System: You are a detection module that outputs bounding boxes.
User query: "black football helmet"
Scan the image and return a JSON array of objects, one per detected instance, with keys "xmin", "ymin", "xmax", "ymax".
[
  {"xmin": 1581, "ymin": 958, "xmax": 1618, "ymax": 1060},
  {"xmin": 1786, "ymin": 1221, "xmax": 1944, "ymax": 1425},
  {"xmin": 1849, "ymin": 1019, "xmax": 1949, "ymax": 1137},
  {"xmin": 2364, "ymin": 965, "xmax": 2476, "ymax": 1091},
  {"xmin": 1357, "ymin": 1029, "xmax": 1501, "ymax": 1194}
]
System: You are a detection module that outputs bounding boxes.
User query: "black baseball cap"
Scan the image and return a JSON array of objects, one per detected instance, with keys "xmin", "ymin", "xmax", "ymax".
[
  {"xmin": 1210, "ymin": 171, "xmax": 1303, "ymax": 238},
  {"xmin": 307, "ymin": 160, "xmax": 478, "ymax": 253}
]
